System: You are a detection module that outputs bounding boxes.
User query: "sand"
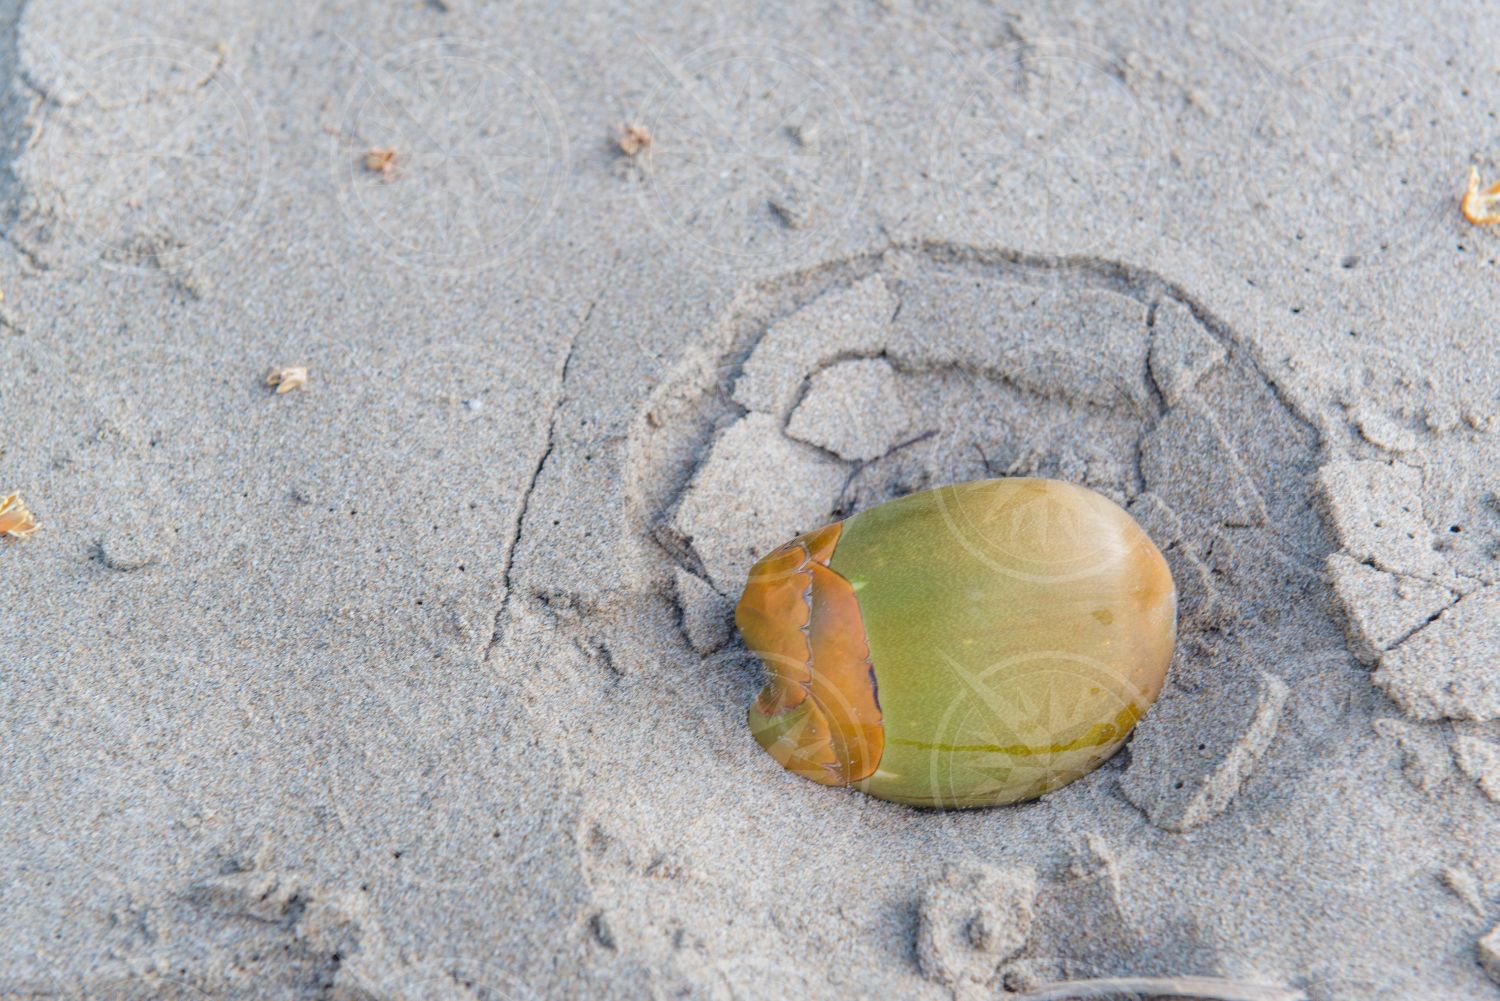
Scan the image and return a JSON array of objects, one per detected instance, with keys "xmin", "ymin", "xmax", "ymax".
[{"xmin": 1, "ymin": 1, "xmax": 1499, "ymax": 999}]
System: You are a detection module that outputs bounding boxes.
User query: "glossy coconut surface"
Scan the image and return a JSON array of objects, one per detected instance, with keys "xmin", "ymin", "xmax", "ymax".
[{"xmin": 738, "ymin": 478, "xmax": 1176, "ymax": 809}]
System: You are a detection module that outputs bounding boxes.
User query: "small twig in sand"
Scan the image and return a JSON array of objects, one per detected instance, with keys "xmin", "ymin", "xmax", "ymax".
[
  {"xmin": 266, "ymin": 366, "xmax": 309, "ymax": 394},
  {"xmin": 1007, "ymin": 974, "xmax": 1306, "ymax": 1001},
  {"xmin": 973, "ymin": 441, "xmax": 995, "ymax": 476},
  {"xmin": 1462, "ymin": 166, "xmax": 1500, "ymax": 225},
  {"xmin": 0, "ymin": 492, "xmax": 38, "ymax": 539}
]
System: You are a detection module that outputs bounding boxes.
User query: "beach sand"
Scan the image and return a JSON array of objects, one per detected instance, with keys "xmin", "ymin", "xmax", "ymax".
[{"xmin": 2, "ymin": 1, "xmax": 1499, "ymax": 998}]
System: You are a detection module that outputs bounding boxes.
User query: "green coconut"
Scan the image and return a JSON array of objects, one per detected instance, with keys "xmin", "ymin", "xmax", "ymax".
[{"xmin": 736, "ymin": 478, "xmax": 1176, "ymax": 808}]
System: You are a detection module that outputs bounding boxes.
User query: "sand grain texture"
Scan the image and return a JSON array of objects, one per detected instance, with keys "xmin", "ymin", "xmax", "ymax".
[{"xmin": 3, "ymin": 0, "xmax": 1500, "ymax": 999}]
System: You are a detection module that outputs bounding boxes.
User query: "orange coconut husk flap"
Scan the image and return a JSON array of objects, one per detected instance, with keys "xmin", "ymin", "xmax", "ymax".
[{"xmin": 737, "ymin": 522, "xmax": 884, "ymax": 786}]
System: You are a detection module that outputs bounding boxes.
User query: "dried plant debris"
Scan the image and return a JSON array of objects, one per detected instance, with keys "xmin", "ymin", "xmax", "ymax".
[
  {"xmin": 363, "ymin": 148, "xmax": 397, "ymax": 176},
  {"xmin": 266, "ymin": 366, "xmax": 309, "ymax": 394},
  {"xmin": 616, "ymin": 123, "xmax": 652, "ymax": 158},
  {"xmin": 0, "ymin": 492, "xmax": 37, "ymax": 539},
  {"xmin": 1007, "ymin": 976, "xmax": 1306, "ymax": 1001},
  {"xmin": 1462, "ymin": 166, "xmax": 1500, "ymax": 226}
]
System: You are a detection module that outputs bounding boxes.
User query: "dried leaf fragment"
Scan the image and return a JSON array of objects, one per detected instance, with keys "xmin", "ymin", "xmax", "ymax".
[
  {"xmin": 1462, "ymin": 166, "xmax": 1500, "ymax": 225},
  {"xmin": 363, "ymin": 148, "xmax": 397, "ymax": 176},
  {"xmin": 266, "ymin": 366, "xmax": 308, "ymax": 394},
  {"xmin": 1008, "ymin": 975, "xmax": 1306, "ymax": 1001},
  {"xmin": 616, "ymin": 124, "xmax": 652, "ymax": 158},
  {"xmin": 0, "ymin": 492, "xmax": 38, "ymax": 539}
]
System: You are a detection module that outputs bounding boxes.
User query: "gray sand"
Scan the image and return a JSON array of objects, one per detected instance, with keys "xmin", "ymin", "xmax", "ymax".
[{"xmin": 2, "ymin": 1, "xmax": 1499, "ymax": 999}]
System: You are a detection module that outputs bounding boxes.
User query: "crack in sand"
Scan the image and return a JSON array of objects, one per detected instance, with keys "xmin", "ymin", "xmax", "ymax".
[
  {"xmin": 487, "ymin": 269, "xmax": 615, "ymax": 657},
  {"xmin": 1355, "ymin": 559, "xmax": 1464, "ymax": 656},
  {"xmin": 487, "ymin": 338, "xmax": 575, "ymax": 658},
  {"xmin": 637, "ymin": 242, "xmax": 1312, "ymax": 563}
]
